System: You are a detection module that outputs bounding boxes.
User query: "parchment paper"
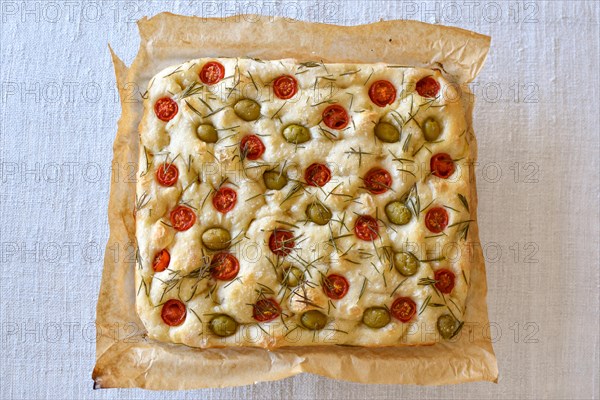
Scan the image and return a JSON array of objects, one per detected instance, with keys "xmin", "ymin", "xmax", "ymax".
[{"xmin": 93, "ymin": 13, "xmax": 497, "ymax": 389}]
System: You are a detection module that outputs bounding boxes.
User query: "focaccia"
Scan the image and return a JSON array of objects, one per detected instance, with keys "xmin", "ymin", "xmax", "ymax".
[{"xmin": 135, "ymin": 58, "xmax": 475, "ymax": 348}]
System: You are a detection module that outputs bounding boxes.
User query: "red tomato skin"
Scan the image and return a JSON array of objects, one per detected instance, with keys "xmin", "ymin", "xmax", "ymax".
[
  {"xmin": 323, "ymin": 274, "xmax": 349, "ymax": 300},
  {"xmin": 269, "ymin": 229, "xmax": 295, "ymax": 256},
  {"xmin": 199, "ymin": 61, "xmax": 225, "ymax": 84},
  {"xmin": 210, "ymin": 253, "xmax": 240, "ymax": 281},
  {"xmin": 391, "ymin": 297, "xmax": 417, "ymax": 322},
  {"xmin": 161, "ymin": 299, "xmax": 187, "ymax": 326},
  {"xmin": 273, "ymin": 75, "xmax": 298, "ymax": 99},
  {"xmin": 169, "ymin": 206, "xmax": 197, "ymax": 232},
  {"xmin": 154, "ymin": 97, "xmax": 178, "ymax": 122},
  {"xmin": 322, "ymin": 104, "xmax": 350, "ymax": 130},
  {"xmin": 430, "ymin": 153, "xmax": 455, "ymax": 179},
  {"xmin": 369, "ymin": 80, "xmax": 397, "ymax": 107},
  {"xmin": 212, "ymin": 187, "xmax": 237, "ymax": 213},
  {"xmin": 415, "ymin": 76, "xmax": 440, "ymax": 98},
  {"xmin": 304, "ymin": 163, "xmax": 332, "ymax": 187},
  {"xmin": 252, "ymin": 298, "xmax": 281, "ymax": 322},
  {"xmin": 152, "ymin": 249, "xmax": 170, "ymax": 272},
  {"xmin": 354, "ymin": 215, "xmax": 379, "ymax": 241},
  {"xmin": 240, "ymin": 135, "xmax": 266, "ymax": 160},
  {"xmin": 156, "ymin": 163, "xmax": 179, "ymax": 187},
  {"xmin": 424, "ymin": 207, "xmax": 449, "ymax": 233},
  {"xmin": 364, "ymin": 168, "xmax": 392, "ymax": 194},
  {"xmin": 434, "ymin": 269, "xmax": 456, "ymax": 294}
]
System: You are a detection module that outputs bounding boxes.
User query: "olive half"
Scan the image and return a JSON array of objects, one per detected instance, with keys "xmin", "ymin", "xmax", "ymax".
[
  {"xmin": 305, "ymin": 202, "xmax": 332, "ymax": 225},
  {"xmin": 393, "ymin": 252, "xmax": 419, "ymax": 276},
  {"xmin": 209, "ymin": 314, "xmax": 238, "ymax": 337},
  {"xmin": 385, "ymin": 201, "xmax": 412, "ymax": 225},
  {"xmin": 374, "ymin": 121, "xmax": 400, "ymax": 143},
  {"xmin": 437, "ymin": 314, "xmax": 459, "ymax": 339},
  {"xmin": 282, "ymin": 124, "xmax": 311, "ymax": 144},
  {"xmin": 263, "ymin": 170, "xmax": 288, "ymax": 190},
  {"xmin": 202, "ymin": 227, "xmax": 231, "ymax": 250},
  {"xmin": 362, "ymin": 307, "xmax": 391, "ymax": 329},
  {"xmin": 282, "ymin": 266, "xmax": 303, "ymax": 287},
  {"xmin": 423, "ymin": 117, "xmax": 441, "ymax": 142},
  {"xmin": 196, "ymin": 124, "xmax": 218, "ymax": 143},
  {"xmin": 300, "ymin": 310, "xmax": 328, "ymax": 330},
  {"xmin": 234, "ymin": 99, "xmax": 261, "ymax": 121}
]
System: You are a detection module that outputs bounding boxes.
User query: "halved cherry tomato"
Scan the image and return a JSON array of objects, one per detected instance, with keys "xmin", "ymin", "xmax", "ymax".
[
  {"xmin": 425, "ymin": 207, "xmax": 448, "ymax": 233},
  {"xmin": 169, "ymin": 205, "xmax": 196, "ymax": 232},
  {"xmin": 240, "ymin": 134, "xmax": 265, "ymax": 160},
  {"xmin": 434, "ymin": 269, "xmax": 455, "ymax": 294},
  {"xmin": 322, "ymin": 104, "xmax": 349, "ymax": 130},
  {"xmin": 154, "ymin": 97, "xmax": 178, "ymax": 122},
  {"xmin": 354, "ymin": 215, "xmax": 379, "ymax": 241},
  {"xmin": 161, "ymin": 299, "xmax": 186, "ymax": 326},
  {"xmin": 199, "ymin": 61, "xmax": 225, "ymax": 85},
  {"xmin": 273, "ymin": 75, "xmax": 298, "ymax": 99},
  {"xmin": 364, "ymin": 167, "xmax": 392, "ymax": 194},
  {"xmin": 156, "ymin": 163, "xmax": 179, "ymax": 187},
  {"xmin": 269, "ymin": 229, "xmax": 295, "ymax": 256},
  {"xmin": 322, "ymin": 274, "xmax": 349, "ymax": 300},
  {"xmin": 415, "ymin": 76, "xmax": 440, "ymax": 98},
  {"xmin": 252, "ymin": 298, "xmax": 281, "ymax": 322},
  {"xmin": 152, "ymin": 249, "xmax": 170, "ymax": 272},
  {"xmin": 210, "ymin": 252, "xmax": 240, "ymax": 281},
  {"xmin": 304, "ymin": 163, "xmax": 331, "ymax": 187},
  {"xmin": 212, "ymin": 187, "xmax": 237, "ymax": 213},
  {"xmin": 430, "ymin": 153, "xmax": 455, "ymax": 179},
  {"xmin": 369, "ymin": 80, "xmax": 396, "ymax": 107},
  {"xmin": 391, "ymin": 297, "xmax": 417, "ymax": 322}
]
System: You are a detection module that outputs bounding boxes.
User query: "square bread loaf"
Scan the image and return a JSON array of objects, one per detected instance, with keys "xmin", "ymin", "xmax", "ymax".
[{"xmin": 135, "ymin": 57, "xmax": 474, "ymax": 348}]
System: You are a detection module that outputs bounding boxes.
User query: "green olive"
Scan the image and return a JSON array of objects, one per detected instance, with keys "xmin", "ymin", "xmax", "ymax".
[
  {"xmin": 282, "ymin": 266, "xmax": 303, "ymax": 287},
  {"xmin": 393, "ymin": 252, "xmax": 419, "ymax": 276},
  {"xmin": 385, "ymin": 201, "xmax": 412, "ymax": 225},
  {"xmin": 374, "ymin": 121, "xmax": 400, "ymax": 143},
  {"xmin": 201, "ymin": 227, "xmax": 231, "ymax": 250},
  {"xmin": 196, "ymin": 124, "xmax": 218, "ymax": 143},
  {"xmin": 305, "ymin": 202, "xmax": 332, "ymax": 225},
  {"xmin": 282, "ymin": 124, "xmax": 311, "ymax": 144},
  {"xmin": 437, "ymin": 314, "xmax": 459, "ymax": 340},
  {"xmin": 423, "ymin": 117, "xmax": 441, "ymax": 142},
  {"xmin": 209, "ymin": 314, "xmax": 238, "ymax": 337},
  {"xmin": 233, "ymin": 99, "xmax": 261, "ymax": 121},
  {"xmin": 300, "ymin": 310, "xmax": 328, "ymax": 330},
  {"xmin": 362, "ymin": 307, "xmax": 391, "ymax": 329},
  {"xmin": 263, "ymin": 170, "xmax": 288, "ymax": 190}
]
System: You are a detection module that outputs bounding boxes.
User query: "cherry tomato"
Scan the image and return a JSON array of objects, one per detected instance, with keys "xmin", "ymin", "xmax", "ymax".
[
  {"xmin": 154, "ymin": 97, "xmax": 178, "ymax": 122},
  {"xmin": 161, "ymin": 299, "xmax": 186, "ymax": 326},
  {"xmin": 354, "ymin": 215, "xmax": 379, "ymax": 241},
  {"xmin": 425, "ymin": 207, "xmax": 448, "ymax": 233},
  {"xmin": 152, "ymin": 249, "xmax": 170, "ymax": 272},
  {"xmin": 434, "ymin": 269, "xmax": 455, "ymax": 294},
  {"xmin": 169, "ymin": 205, "xmax": 196, "ymax": 232},
  {"xmin": 273, "ymin": 75, "xmax": 298, "ymax": 99},
  {"xmin": 156, "ymin": 163, "xmax": 179, "ymax": 187},
  {"xmin": 364, "ymin": 167, "xmax": 392, "ymax": 194},
  {"xmin": 322, "ymin": 104, "xmax": 349, "ymax": 130},
  {"xmin": 369, "ymin": 80, "xmax": 396, "ymax": 107},
  {"xmin": 391, "ymin": 297, "xmax": 417, "ymax": 322},
  {"xmin": 269, "ymin": 229, "xmax": 295, "ymax": 256},
  {"xmin": 252, "ymin": 298, "xmax": 281, "ymax": 322},
  {"xmin": 322, "ymin": 274, "xmax": 349, "ymax": 300},
  {"xmin": 430, "ymin": 153, "xmax": 455, "ymax": 179},
  {"xmin": 210, "ymin": 253, "xmax": 240, "ymax": 281},
  {"xmin": 199, "ymin": 61, "xmax": 225, "ymax": 85},
  {"xmin": 212, "ymin": 187, "xmax": 237, "ymax": 213},
  {"xmin": 304, "ymin": 163, "xmax": 331, "ymax": 187},
  {"xmin": 240, "ymin": 135, "xmax": 265, "ymax": 160},
  {"xmin": 415, "ymin": 76, "xmax": 440, "ymax": 98}
]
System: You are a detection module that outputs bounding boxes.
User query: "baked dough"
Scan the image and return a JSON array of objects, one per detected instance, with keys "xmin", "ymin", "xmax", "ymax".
[{"xmin": 135, "ymin": 58, "xmax": 474, "ymax": 348}]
